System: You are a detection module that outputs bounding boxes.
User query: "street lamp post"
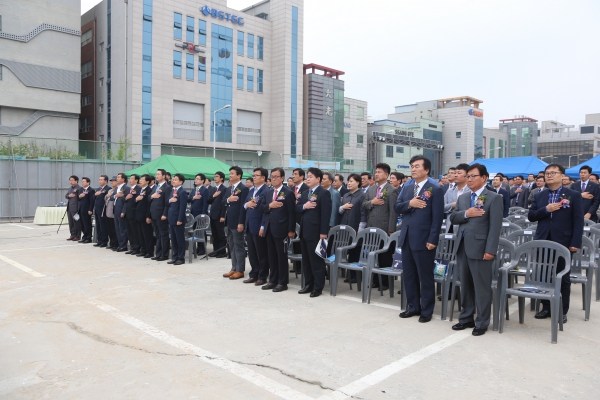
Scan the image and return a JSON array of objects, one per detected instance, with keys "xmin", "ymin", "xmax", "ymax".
[
  {"xmin": 569, "ymin": 154, "xmax": 583, "ymax": 168},
  {"xmin": 540, "ymin": 155, "xmax": 554, "ymax": 162},
  {"xmin": 213, "ymin": 104, "xmax": 231, "ymax": 159}
]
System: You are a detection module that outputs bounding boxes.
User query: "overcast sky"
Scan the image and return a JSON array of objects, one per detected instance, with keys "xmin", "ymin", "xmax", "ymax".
[{"xmin": 82, "ymin": 0, "xmax": 599, "ymax": 127}]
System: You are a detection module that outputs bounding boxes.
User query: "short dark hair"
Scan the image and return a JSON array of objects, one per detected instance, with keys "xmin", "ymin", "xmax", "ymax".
[
  {"xmin": 307, "ymin": 167, "xmax": 323, "ymax": 182},
  {"xmin": 536, "ymin": 176, "xmax": 545, "ymax": 182},
  {"xmin": 253, "ymin": 167, "xmax": 268, "ymax": 179},
  {"xmin": 229, "ymin": 166, "xmax": 243, "ymax": 177},
  {"xmin": 391, "ymin": 172, "xmax": 404, "ymax": 181},
  {"xmin": 117, "ymin": 173, "xmax": 128, "ymax": 181},
  {"xmin": 545, "ymin": 164, "xmax": 566, "ymax": 174},
  {"xmin": 495, "ymin": 173, "xmax": 504, "ymax": 178},
  {"xmin": 271, "ymin": 167, "xmax": 285, "ymax": 178},
  {"xmin": 409, "ymin": 155, "xmax": 431, "ymax": 175},
  {"xmin": 206, "ymin": 177, "xmax": 211, "ymax": 183},
  {"xmin": 580, "ymin": 165, "xmax": 592, "ymax": 174},
  {"xmin": 592, "ymin": 174, "xmax": 600, "ymax": 180},
  {"xmin": 215, "ymin": 171, "xmax": 225, "ymax": 180},
  {"xmin": 293, "ymin": 168, "xmax": 305, "ymax": 178},
  {"xmin": 467, "ymin": 163, "xmax": 489, "ymax": 180},
  {"xmin": 375, "ymin": 163, "xmax": 391, "ymax": 175},
  {"xmin": 347, "ymin": 173, "xmax": 361, "ymax": 183},
  {"xmin": 156, "ymin": 169, "xmax": 167, "ymax": 177},
  {"xmin": 69, "ymin": 175, "xmax": 79, "ymax": 182},
  {"xmin": 100, "ymin": 174, "xmax": 109, "ymax": 183},
  {"xmin": 130, "ymin": 174, "xmax": 140, "ymax": 182},
  {"xmin": 195, "ymin": 173, "xmax": 206, "ymax": 182},
  {"xmin": 515, "ymin": 175, "xmax": 524, "ymax": 180},
  {"xmin": 528, "ymin": 174, "xmax": 535, "ymax": 178},
  {"xmin": 82, "ymin": 177, "xmax": 90, "ymax": 184},
  {"xmin": 360, "ymin": 172, "xmax": 372, "ymax": 179},
  {"xmin": 140, "ymin": 174, "xmax": 151, "ymax": 183},
  {"xmin": 173, "ymin": 173, "xmax": 185, "ymax": 183},
  {"xmin": 166, "ymin": 172, "xmax": 172, "ymax": 178},
  {"xmin": 246, "ymin": 177, "xmax": 253, "ymax": 182},
  {"xmin": 448, "ymin": 167, "xmax": 456, "ymax": 172},
  {"xmin": 334, "ymin": 173, "xmax": 344, "ymax": 182},
  {"xmin": 323, "ymin": 172, "xmax": 334, "ymax": 182},
  {"xmin": 455, "ymin": 163, "xmax": 470, "ymax": 173}
]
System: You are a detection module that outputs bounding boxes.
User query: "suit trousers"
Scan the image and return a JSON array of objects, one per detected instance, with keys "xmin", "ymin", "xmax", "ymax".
[
  {"xmin": 266, "ymin": 232, "xmax": 289, "ymax": 285},
  {"xmin": 401, "ymin": 243, "xmax": 436, "ymax": 316},
  {"xmin": 107, "ymin": 217, "xmax": 117, "ymax": 248},
  {"xmin": 210, "ymin": 218, "xmax": 227, "ymax": 255},
  {"xmin": 246, "ymin": 232, "xmax": 269, "ymax": 280},
  {"xmin": 126, "ymin": 217, "xmax": 140, "ymax": 251},
  {"xmin": 80, "ymin": 211, "xmax": 93, "ymax": 241},
  {"xmin": 300, "ymin": 237, "xmax": 326, "ymax": 292},
  {"xmin": 114, "ymin": 215, "xmax": 128, "ymax": 249},
  {"xmin": 67, "ymin": 209, "xmax": 81, "ymax": 239},
  {"xmin": 137, "ymin": 220, "xmax": 154, "ymax": 255},
  {"xmin": 226, "ymin": 227, "xmax": 246, "ymax": 272},
  {"xmin": 152, "ymin": 218, "xmax": 170, "ymax": 258},
  {"xmin": 96, "ymin": 214, "xmax": 108, "ymax": 245},
  {"xmin": 169, "ymin": 224, "xmax": 186, "ymax": 261},
  {"xmin": 540, "ymin": 253, "xmax": 571, "ymax": 314},
  {"xmin": 457, "ymin": 243, "xmax": 493, "ymax": 329}
]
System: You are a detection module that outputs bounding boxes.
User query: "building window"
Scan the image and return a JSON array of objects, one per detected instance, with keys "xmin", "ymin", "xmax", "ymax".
[
  {"xmin": 343, "ymin": 133, "xmax": 350, "ymax": 145},
  {"xmin": 247, "ymin": 67, "xmax": 254, "ymax": 91},
  {"xmin": 198, "ymin": 56, "xmax": 206, "ymax": 82},
  {"xmin": 510, "ymin": 128, "xmax": 517, "ymax": 156},
  {"xmin": 344, "ymin": 104, "xmax": 350, "ymax": 118},
  {"xmin": 357, "ymin": 107, "xmax": 364, "ymax": 120},
  {"xmin": 81, "ymin": 61, "xmax": 92, "ymax": 79},
  {"xmin": 99, "ymin": 77, "xmax": 104, "ymax": 87},
  {"xmin": 210, "ymin": 23, "xmax": 233, "ymax": 143},
  {"xmin": 456, "ymin": 152, "xmax": 461, "ymax": 159},
  {"xmin": 99, "ymin": 42, "xmax": 104, "ymax": 51},
  {"xmin": 499, "ymin": 139, "xmax": 504, "ymax": 158},
  {"xmin": 173, "ymin": 50, "xmax": 182, "ymax": 78},
  {"xmin": 81, "ymin": 95, "xmax": 92, "ymax": 107},
  {"xmin": 357, "ymin": 135, "xmax": 364, "ymax": 146},
  {"xmin": 174, "ymin": 13, "xmax": 182, "ymax": 40},
  {"xmin": 257, "ymin": 36, "xmax": 263, "ymax": 60},
  {"xmin": 186, "ymin": 53, "xmax": 193, "ymax": 80},
  {"xmin": 198, "ymin": 20, "xmax": 206, "ymax": 46},
  {"xmin": 247, "ymin": 34, "xmax": 254, "ymax": 58},
  {"xmin": 257, "ymin": 69, "xmax": 263, "ymax": 93},
  {"xmin": 81, "ymin": 29, "xmax": 92, "ymax": 46},
  {"xmin": 237, "ymin": 65, "xmax": 244, "ymax": 89},
  {"xmin": 396, "ymin": 146, "xmax": 404, "ymax": 153},
  {"xmin": 237, "ymin": 31, "xmax": 244, "ymax": 55},
  {"xmin": 582, "ymin": 126, "xmax": 595, "ymax": 134},
  {"xmin": 456, "ymin": 131, "xmax": 461, "ymax": 138},
  {"xmin": 344, "ymin": 159, "xmax": 354, "ymax": 166},
  {"xmin": 386, "ymin": 145, "xmax": 394, "ymax": 158},
  {"xmin": 290, "ymin": 6, "xmax": 298, "ymax": 157},
  {"xmin": 186, "ymin": 16, "xmax": 194, "ymax": 43},
  {"xmin": 99, "ymin": 104, "xmax": 104, "ymax": 113},
  {"xmin": 490, "ymin": 137, "xmax": 495, "ymax": 158}
]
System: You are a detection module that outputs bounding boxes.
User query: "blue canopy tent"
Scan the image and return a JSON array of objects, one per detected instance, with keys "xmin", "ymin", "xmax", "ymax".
[
  {"xmin": 469, "ymin": 156, "xmax": 549, "ymax": 177},
  {"xmin": 565, "ymin": 155, "xmax": 600, "ymax": 178}
]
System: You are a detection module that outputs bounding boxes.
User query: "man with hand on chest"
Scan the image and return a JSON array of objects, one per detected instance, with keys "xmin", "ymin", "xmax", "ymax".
[
  {"xmin": 208, "ymin": 171, "xmax": 227, "ymax": 258},
  {"xmin": 65, "ymin": 175, "xmax": 82, "ymax": 241},
  {"xmin": 149, "ymin": 169, "xmax": 172, "ymax": 261},
  {"xmin": 113, "ymin": 173, "xmax": 130, "ymax": 252},
  {"xmin": 221, "ymin": 166, "xmax": 249, "ymax": 280},
  {"xmin": 93, "ymin": 175, "xmax": 110, "ymax": 247},
  {"xmin": 570, "ymin": 165, "xmax": 600, "ymax": 221},
  {"xmin": 242, "ymin": 168, "xmax": 270, "ymax": 286},
  {"xmin": 189, "ymin": 173, "xmax": 209, "ymax": 255},
  {"xmin": 77, "ymin": 177, "xmax": 95, "ymax": 243},
  {"xmin": 135, "ymin": 174, "xmax": 154, "ymax": 258},
  {"xmin": 124, "ymin": 174, "xmax": 142, "ymax": 255},
  {"xmin": 167, "ymin": 173, "xmax": 188, "ymax": 265}
]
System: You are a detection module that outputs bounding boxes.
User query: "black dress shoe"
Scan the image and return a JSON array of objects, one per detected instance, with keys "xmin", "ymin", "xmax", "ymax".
[
  {"xmin": 310, "ymin": 290, "xmax": 322, "ymax": 298},
  {"xmin": 472, "ymin": 328, "xmax": 487, "ymax": 336},
  {"xmin": 174, "ymin": 260, "xmax": 184, "ymax": 265},
  {"xmin": 534, "ymin": 310, "xmax": 551, "ymax": 319},
  {"xmin": 215, "ymin": 253, "xmax": 227, "ymax": 258},
  {"xmin": 78, "ymin": 240, "xmax": 86, "ymax": 243},
  {"xmin": 261, "ymin": 283, "xmax": 277, "ymax": 290},
  {"xmin": 131, "ymin": 251, "xmax": 141, "ymax": 256},
  {"xmin": 167, "ymin": 260, "xmax": 177, "ymax": 264},
  {"xmin": 298, "ymin": 286, "xmax": 313, "ymax": 294},
  {"xmin": 125, "ymin": 250, "xmax": 135, "ymax": 254},
  {"xmin": 156, "ymin": 257, "xmax": 169, "ymax": 261},
  {"xmin": 116, "ymin": 248, "xmax": 127, "ymax": 252},
  {"xmin": 136, "ymin": 253, "xmax": 146, "ymax": 257},
  {"xmin": 151, "ymin": 256, "xmax": 159, "ymax": 260},
  {"xmin": 144, "ymin": 254, "xmax": 153, "ymax": 259},
  {"xmin": 418, "ymin": 315, "xmax": 432, "ymax": 323},
  {"xmin": 399, "ymin": 310, "xmax": 420, "ymax": 318},
  {"xmin": 82, "ymin": 239, "xmax": 92, "ymax": 243},
  {"xmin": 273, "ymin": 285, "xmax": 288, "ymax": 292},
  {"xmin": 563, "ymin": 314, "xmax": 568, "ymax": 324},
  {"xmin": 99, "ymin": 244, "xmax": 107, "ymax": 248},
  {"xmin": 94, "ymin": 243, "xmax": 102, "ymax": 247},
  {"xmin": 452, "ymin": 321, "xmax": 476, "ymax": 330}
]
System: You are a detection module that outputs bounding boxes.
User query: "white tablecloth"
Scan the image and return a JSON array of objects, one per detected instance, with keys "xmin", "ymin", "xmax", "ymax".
[{"xmin": 34, "ymin": 206, "xmax": 67, "ymax": 225}]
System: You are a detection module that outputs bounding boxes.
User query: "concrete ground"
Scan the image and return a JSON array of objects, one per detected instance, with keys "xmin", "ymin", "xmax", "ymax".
[{"xmin": 0, "ymin": 222, "xmax": 599, "ymax": 399}]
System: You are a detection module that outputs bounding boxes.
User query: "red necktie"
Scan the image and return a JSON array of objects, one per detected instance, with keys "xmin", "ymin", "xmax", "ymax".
[{"xmin": 273, "ymin": 189, "xmax": 278, "ymax": 201}]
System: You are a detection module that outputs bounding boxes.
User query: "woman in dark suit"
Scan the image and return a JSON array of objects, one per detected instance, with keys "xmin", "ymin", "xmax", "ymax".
[{"xmin": 338, "ymin": 174, "xmax": 367, "ymax": 283}]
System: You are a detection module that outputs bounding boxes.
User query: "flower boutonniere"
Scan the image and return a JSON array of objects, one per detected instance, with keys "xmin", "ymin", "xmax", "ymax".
[
  {"xmin": 559, "ymin": 194, "xmax": 571, "ymax": 208},
  {"xmin": 276, "ymin": 191, "xmax": 286, "ymax": 201},
  {"xmin": 475, "ymin": 195, "xmax": 486, "ymax": 209},
  {"xmin": 310, "ymin": 193, "xmax": 318, "ymax": 203},
  {"xmin": 173, "ymin": 190, "xmax": 178, "ymax": 198},
  {"xmin": 252, "ymin": 195, "xmax": 260, "ymax": 203},
  {"xmin": 131, "ymin": 189, "xmax": 136, "ymax": 195},
  {"xmin": 419, "ymin": 187, "xmax": 433, "ymax": 201},
  {"xmin": 378, "ymin": 189, "xmax": 388, "ymax": 200},
  {"xmin": 235, "ymin": 188, "xmax": 242, "ymax": 195}
]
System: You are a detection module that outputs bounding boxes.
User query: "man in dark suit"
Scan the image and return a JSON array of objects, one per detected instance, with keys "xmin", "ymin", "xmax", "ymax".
[
  {"xmin": 570, "ymin": 165, "xmax": 600, "ymax": 222},
  {"xmin": 259, "ymin": 168, "xmax": 296, "ymax": 292},
  {"xmin": 394, "ymin": 155, "xmax": 444, "ymax": 322},
  {"xmin": 242, "ymin": 168, "xmax": 270, "ymax": 286},
  {"xmin": 208, "ymin": 171, "xmax": 227, "ymax": 258},
  {"xmin": 333, "ymin": 174, "xmax": 349, "ymax": 197},
  {"xmin": 104, "ymin": 177, "xmax": 118, "ymax": 249},
  {"xmin": 291, "ymin": 168, "xmax": 309, "ymax": 273},
  {"xmin": 64, "ymin": 175, "xmax": 82, "ymax": 241},
  {"xmin": 135, "ymin": 174, "xmax": 154, "ymax": 258},
  {"xmin": 149, "ymin": 169, "xmax": 172, "ymax": 261},
  {"xmin": 529, "ymin": 164, "xmax": 584, "ymax": 323},
  {"xmin": 189, "ymin": 173, "xmax": 209, "ymax": 255},
  {"xmin": 221, "ymin": 166, "xmax": 249, "ymax": 280},
  {"xmin": 77, "ymin": 177, "xmax": 95, "ymax": 243},
  {"xmin": 124, "ymin": 174, "xmax": 142, "ymax": 255},
  {"xmin": 527, "ymin": 175, "xmax": 546, "ymax": 208},
  {"xmin": 93, "ymin": 175, "xmax": 110, "ymax": 247},
  {"xmin": 490, "ymin": 175, "xmax": 510, "ymax": 218},
  {"xmin": 510, "ymin": 175, "xmax": 530, "ymax": 208},
  {"xmin": 441, "ymin": 167, "xmax": 456, "ymax": 194},
  {"xmin": 205, "ymin": 177, "xmax": 216, "ymax": 197},
  {"xmin": 450, "ymin": 164, "xmax": 503, "ymax": 336},
  {"xmin": 295, "ymin": 167, "xmax": 332, "ymax": 298},
  {"xmin": 112, "ymin": 173, "xmax": 129, "ymax": 252},
  {"xmin": 166, "ymin": 173, "xmax": 188, "ymax": 265}
]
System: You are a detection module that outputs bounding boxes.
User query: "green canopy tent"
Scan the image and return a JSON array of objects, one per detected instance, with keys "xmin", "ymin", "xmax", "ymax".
[{"xmin": 123, "ymin": 155, "xmax": 252, "ymax": 180}]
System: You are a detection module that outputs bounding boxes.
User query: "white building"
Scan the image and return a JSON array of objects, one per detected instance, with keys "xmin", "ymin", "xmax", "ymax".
[
  {"xmin": 82, "ymin": 0, "xmax": 304, "ymax": 167},
  {"xmin": 0, "ymin": 0, "xmax": 81, "ymax": 139}
]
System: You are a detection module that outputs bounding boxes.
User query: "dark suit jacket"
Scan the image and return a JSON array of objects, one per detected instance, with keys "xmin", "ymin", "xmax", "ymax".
[
  {"xmin": 243, "ymin": 185, "xmax": 269, "ymax": 235},
  {"xmin": 149, "ymin": 183, "xmax": 172, "ymax": 220},
  {"xmin": 135, "ymin": 186, "xmax": 152, "ymax": 222},
  {"xmin": 93, "ymin": 185, "xmax": 110, "ymax": 217},
  {"xmin": 295, "ymin": 185, "xmax": 332, "ymax": 241},
  {"xmin": 188, "ymin": 186, "xmax": 209, "ymax": 217},
  {"xmin": 124, "ymin": 184, "xmax": 140, "ymax": 219},
  {"xmin": 339, "ymin": 185, "xmax": 349, "ymax": 197},
  {"xmin": 167, "ymin": 187, "xmax": 188, "ymax": 225},
  {"xmin": 208, "ymin": 184, "xmax": 226, "ymax": 220},
  {"xmin": 206, "ymin": 185, "xmax": 216, "ymax": 197},
  {"xmin": 394, "ymin": 180, "xmax": 444, "ymax": 249},
  {"xmin": 260, "ymin": 186, "xmax": 296, "ymax": 237},
  {"xmin": 528, "ymin": 187, "xmax": 583, "ymax": 249},
  {"xmin": 488, "ymin": 186, "xmax": 510, "ymax": 218},
  {"xmin": 570, "ymin": 180, "xmax": 600, "ymax": 217},
  {"xmin": 442, "ymin": 183, "xmax": 450, "ymax": 194},
  {"xmin": 362, "ymin": 182, "xmax": 397, "ymax": 233},
  {"xmin": 113, "ymin": 185, "xmax": 130, "ymax": 216},
  {"xmin": 339, "ymin": 189, "xmax": 367, "ymax": 231},
  {"xmin": 293, "ymin": 182, "xmax": 309, "ymax": 222},
  {"xmin": 78, "ymin": 186, "xmax": 95, "ymax": 214},
  {"xmin": 65, "ymin": 185, "xmax": 81, "ymax": 212},
  {"xmin": 222, "ymin": 182, "xmax": 249, "ymax": 230},
  {"xmin": 510, "ymin": 185, "xmax": 530, "ymax": 208}
]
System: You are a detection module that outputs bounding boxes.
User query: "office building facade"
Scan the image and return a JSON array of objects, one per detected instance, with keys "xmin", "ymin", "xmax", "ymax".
[{"xmin": 498, "ymin": 116, "xmax": 538, "ymax": 157}]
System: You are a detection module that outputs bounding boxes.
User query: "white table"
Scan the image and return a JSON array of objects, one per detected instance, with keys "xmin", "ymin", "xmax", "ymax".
[{"xmin": 34, "ymin": 206, "xmax": 67, "ymax": 225}]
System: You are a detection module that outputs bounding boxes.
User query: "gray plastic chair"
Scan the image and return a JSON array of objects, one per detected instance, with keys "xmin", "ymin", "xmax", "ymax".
[
  {"xmin": 512, "ymin": 218, "xmax": 530, "ymax": 229},
  {"xmin": 500, "ymin": 222, "xmax": 521, "ymax": 238},
  {"xmin": 187, "ymin": 214, "xmax": 210, "ymax": 263},
  {"xmin": 287, "ymin": 223, "xmax": 302, "ymax": 282},
  {"xmin": 499, "ymin": 240, "xmax": 572, "ymax": 343},
  {"xmin": 434, "ymin": 234, "xmax": 458, "ymax": 320},
  {"xmin": 570, "ymin": 235, "xmax": 595, "ymax": 321},
  {"xmin": 331, "ymin": 228, "xmax": 389, "ymax": 302},
  {"xmin": 326, "ymin": 225, "xmax": 357, "ymax": 286},
  {"xmin": 508, "ymin": 207, "xmax": 528, "ymax": 216},
  {"xmin": 366, "ymin": 230, "xmax": 405, "ymax": 306},
  {"xmin": 491, "ymin": 239, "xmax": 515, "ymax": 330},
  {"xmin": 583, "ymin": 218, "xmax": 595, "ymax": 227},
  {"xmin": 585, "ymin": 227, "xmax": 600, "ymax": 301}
]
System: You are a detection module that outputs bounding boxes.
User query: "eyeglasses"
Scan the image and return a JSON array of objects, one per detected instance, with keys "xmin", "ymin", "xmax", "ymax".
[
  {"xmin": 466, "ymin": 175, "xmax": 481, "ymax": 180},
  {"xmin": 545, "ymin": 171, "xmax": 560, "ymax": 177}
]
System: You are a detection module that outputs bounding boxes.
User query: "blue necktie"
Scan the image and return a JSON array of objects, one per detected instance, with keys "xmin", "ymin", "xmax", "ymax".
[{"xmin": 470, "ymin": 193, "xmax": 477, "ymax": 207}]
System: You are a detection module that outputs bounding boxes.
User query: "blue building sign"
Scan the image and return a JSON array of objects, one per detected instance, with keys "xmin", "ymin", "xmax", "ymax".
[{"xmin": 201, "ymin": 6, "xmax": 244, "ymax": 26}]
